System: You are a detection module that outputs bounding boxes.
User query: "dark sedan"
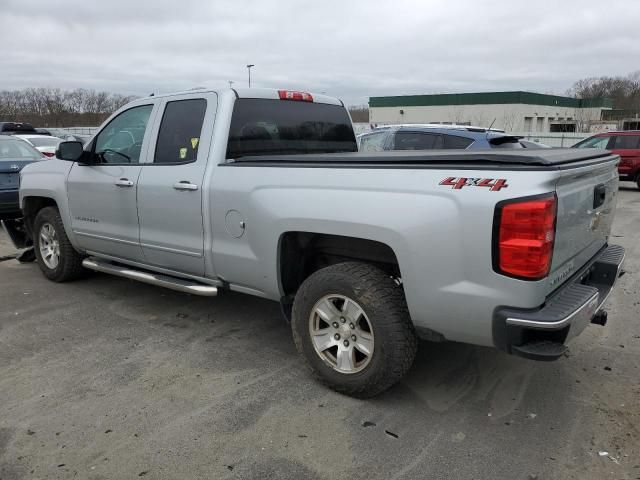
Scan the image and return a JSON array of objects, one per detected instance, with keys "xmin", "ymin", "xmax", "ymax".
[{"xmin": 0, "ymin": 136, "xmax": 44, "ymax": 221}]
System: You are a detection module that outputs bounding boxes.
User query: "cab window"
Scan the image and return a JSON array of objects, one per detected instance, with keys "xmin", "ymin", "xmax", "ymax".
[
  {"xmin": 94, "ymin": 105, "xmax": 153, "ymax": 164},
  {"xmin": 154, "ymin": 99, "xmax": 207, "ymax": 164}
]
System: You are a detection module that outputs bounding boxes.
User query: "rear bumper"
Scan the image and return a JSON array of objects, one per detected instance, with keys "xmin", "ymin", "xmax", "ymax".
[{"xmin": 493, "ymin": 244, "xmax": 625, "ymax": 361}]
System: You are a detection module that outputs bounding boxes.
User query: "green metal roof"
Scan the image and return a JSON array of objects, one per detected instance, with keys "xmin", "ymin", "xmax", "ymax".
[{"xmin": 369, "ymin": 91, "xmax": 613, "ymax": 109}]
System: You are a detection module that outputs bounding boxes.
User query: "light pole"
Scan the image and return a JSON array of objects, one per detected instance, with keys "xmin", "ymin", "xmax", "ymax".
[{"xmin": 246, "ymin": 64, "xmax": 255, "ymax": 88}]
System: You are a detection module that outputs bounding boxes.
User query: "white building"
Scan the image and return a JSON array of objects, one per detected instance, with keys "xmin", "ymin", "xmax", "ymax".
[{"xmin": 369, "ymin": 91, "xmax": 612, "ymax": 133}]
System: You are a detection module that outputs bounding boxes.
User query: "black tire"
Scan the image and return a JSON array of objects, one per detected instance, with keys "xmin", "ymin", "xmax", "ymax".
[
  {"xmin": 291, "ymin": 262, "xmax": 417, "ymax": 398},
  {"xmin": 636, "ymin": 173, "xmax": 640, "ymax": 190},
  {"xmin": 33, "ymin": 206, "xmax": 85, "ymax": 282}
]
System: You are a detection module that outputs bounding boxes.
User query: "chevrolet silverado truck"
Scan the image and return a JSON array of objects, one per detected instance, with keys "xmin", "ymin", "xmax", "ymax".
[{"xmin": 11, "ymin": 88, "xmax": 625, "ymax": 397}]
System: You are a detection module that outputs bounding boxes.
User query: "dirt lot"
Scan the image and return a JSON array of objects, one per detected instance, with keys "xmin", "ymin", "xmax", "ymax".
[{"xmin": 1, "ymin": 187, "xmax": 639, "ymax": 480}]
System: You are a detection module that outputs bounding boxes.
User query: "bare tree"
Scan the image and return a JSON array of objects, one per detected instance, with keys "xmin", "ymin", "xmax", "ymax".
[
  {"xmin": 348, "ymin": 106, "xmax": 369, "ymax": 123},
  {"xmin": 568, "ymin": 71, "xmax": 640, "ymax": 111},
  {"xmin": 449, "ymin": 106, "xmax": 466, "ymax": 125},
  {"xmin": 0, "ymin": 88, "xmax": 137, "ymax": 127},
  {"xmin": 501, "ymin": 110, "xmax": 518, "ymax": 132}
]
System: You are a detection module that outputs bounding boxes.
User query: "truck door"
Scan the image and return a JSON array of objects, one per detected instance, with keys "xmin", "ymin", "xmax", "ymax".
[
  {"xmin": 136, "ymin": 93, "xmax": 216, "ymax": 276},
  {"xmin": 66, "ymin": 103, "xmax": 156, "ymax": 262}
]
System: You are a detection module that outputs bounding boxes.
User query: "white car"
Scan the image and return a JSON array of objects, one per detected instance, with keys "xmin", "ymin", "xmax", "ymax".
[{"xmin": 14, "ymin": 135, "xmax": 63, "ymax": 158}]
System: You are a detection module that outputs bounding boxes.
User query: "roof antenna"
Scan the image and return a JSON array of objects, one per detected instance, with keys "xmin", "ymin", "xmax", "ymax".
[{"xmin": 485, "ymin": 118, "xmax": 496, "ymax": 141}]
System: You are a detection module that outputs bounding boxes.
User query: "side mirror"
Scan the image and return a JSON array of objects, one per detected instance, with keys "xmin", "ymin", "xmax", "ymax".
[{"xmin": 56, "ymin": 141, "xmax": 84, "ymax": 162}]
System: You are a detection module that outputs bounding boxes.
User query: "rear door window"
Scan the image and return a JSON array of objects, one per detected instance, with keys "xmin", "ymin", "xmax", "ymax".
[
  {"xmin": 394, "ymin": 132, "xmax": 442, "ymax": 150},
  {"xmin": 226, "ymin": 99, "xmax": 357, "ymax": 158},
  {"xmin": 610, "ymin": 135, "xmax": 640, "ymax": 150},
  {"xmin": 154, "ymin": 99, "xmax": 207, "ymax": 164},
  {"xmin": 442, "ymin": 134, "xmax": 473, "ymax": 149}
]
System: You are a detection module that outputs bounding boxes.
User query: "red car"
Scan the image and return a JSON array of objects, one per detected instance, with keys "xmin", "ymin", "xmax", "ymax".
[{"xmin": 573, "ymin": 131, "xmax": 640, "ymax": 189}]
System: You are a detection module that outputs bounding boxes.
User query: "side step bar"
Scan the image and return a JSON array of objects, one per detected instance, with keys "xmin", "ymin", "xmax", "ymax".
[{"xmin": 82, "ymin": 258, "xmax": 218, "ymax": 297}]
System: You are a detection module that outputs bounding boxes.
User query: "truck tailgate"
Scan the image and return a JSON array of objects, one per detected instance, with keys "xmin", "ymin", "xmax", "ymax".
[{"xmin": 548, "ymin": 156, "xmax": 619, "ymax": 292}]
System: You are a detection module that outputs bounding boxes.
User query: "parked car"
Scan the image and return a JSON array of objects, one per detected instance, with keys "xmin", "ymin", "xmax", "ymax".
[
  {"xmin": 34, "ymin": 128, "xmax": 52, "ymax": 136},
  {"xmin": 573, "ymin": 131, "xmax": 640, "ymax": 189},
  {"xmin": 14, "ymin": 134, "xmax": 63, "ymax": 157},
  {"xmin": 0, "ymin": 136, "xmax": 44, "ymax": 221},
  {"xmin": 358, "ymin": 124, "xmax": 522, "ymax": 152},
  {"xmin": 12, "ymin": 88, "xmax": 624, "ymax": 397},
  {"xmin": 0, "ymin": 122, "xmax": 39, "ymax": 135}
]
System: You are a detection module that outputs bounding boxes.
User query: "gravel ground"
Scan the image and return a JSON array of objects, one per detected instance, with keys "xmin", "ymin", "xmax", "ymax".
[{"xmin": 0, "ymin": 186, "xmax": 639, "ymax": 480}]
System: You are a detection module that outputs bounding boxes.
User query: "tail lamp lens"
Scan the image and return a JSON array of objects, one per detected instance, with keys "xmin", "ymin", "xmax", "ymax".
[{"xmin": 495, "ymin": 194, "xmax": 557, "ymax": 280}]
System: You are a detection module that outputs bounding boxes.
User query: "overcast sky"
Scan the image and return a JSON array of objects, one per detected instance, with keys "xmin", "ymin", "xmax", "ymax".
[{"xmin": 1, "ymin": 0, "xmax": 638, "ymax": 106}]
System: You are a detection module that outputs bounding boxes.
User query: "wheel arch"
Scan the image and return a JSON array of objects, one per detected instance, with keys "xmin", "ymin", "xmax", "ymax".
[
  {"xmin": 277, "ymin": 231, "xmax": 401, "ymax": 306},
  {"xmin": 22, "ymin": 196, "xmax": 59, "ymax": 237}
]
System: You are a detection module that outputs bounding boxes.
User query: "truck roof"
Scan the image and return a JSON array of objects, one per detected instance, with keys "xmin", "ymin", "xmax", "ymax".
[
  {"xmin": 231, "ymin": 148, "xmax": 615, "ymax": 167},
  {"xmin": 137, "ymin": 87, "xmax": 344, "ymax": 106}
]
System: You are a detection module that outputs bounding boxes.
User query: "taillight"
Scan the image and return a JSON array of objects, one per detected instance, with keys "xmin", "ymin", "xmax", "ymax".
[
  {"xmin": 494, "ymin": 194, "xmax": 557, "ymax": 280},
  {"xmin": 42, "ymin": 151, "xmax": 55, "ymax": 157},
  {"xmin": 278, "ymin": 90, "xmax": 313, "ymax": 102}
]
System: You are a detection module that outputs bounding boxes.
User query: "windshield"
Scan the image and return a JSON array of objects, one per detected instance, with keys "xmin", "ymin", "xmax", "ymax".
[
  {"xmin": 27, "ymin": 137, "xmax": 62, "ymax": 148},
  {"xmin": 0, "ymin": 138, "xmax": 42, "ymax": 160},
  {"xmin": 573, "ymin": 136, "xmax": 610, "ymax": 149},
  {"xmin": 226, "ymin": 99, "xmax": 357, "ymax": 158}
]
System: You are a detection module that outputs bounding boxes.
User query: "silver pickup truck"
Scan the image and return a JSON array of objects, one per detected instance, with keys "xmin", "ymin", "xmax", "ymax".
[{"xmin": 10, "ymin": 88, "xmax": 625, "ymax": 397}]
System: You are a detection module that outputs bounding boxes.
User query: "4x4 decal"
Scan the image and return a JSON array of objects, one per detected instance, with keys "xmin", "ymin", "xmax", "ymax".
[{"xmin": 439, "ymin": 177, "xmax": 508, "ymax": 191}]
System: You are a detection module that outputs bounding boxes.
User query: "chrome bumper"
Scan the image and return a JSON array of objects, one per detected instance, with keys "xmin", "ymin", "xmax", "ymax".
[{"xmin": 493, "ymin": 244, "xmax": 625, "ymax": 361}]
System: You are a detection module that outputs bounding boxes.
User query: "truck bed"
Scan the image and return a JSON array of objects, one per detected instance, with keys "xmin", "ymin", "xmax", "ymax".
[{"xmin": 229, "ymin": 148, "xmax": 614, "ymax": 168}]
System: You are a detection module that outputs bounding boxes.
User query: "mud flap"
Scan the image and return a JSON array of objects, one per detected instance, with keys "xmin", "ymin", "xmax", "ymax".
[{"xmin": 1, "ymin": 218, "xmax": 31, "ymax": 249}]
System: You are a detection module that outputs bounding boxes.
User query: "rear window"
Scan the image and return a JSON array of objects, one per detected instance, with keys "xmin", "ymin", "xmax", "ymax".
[
  {"xmin": 27, "ymin": 137, "xmax": 62, "ymax": 147},
  {"xmin": 226, "ymin": 99, "xmax": 357, "ymax": 158},
  {"xmin": 359, "ymin": 131, "xmax": 387, "ymax": 152},
  {"xmin": 0, "ymin": 138, "xmax": 42, "ymax": 160},
  {"xmin": 489, "ymin": 136, "xmax": 523, "ymax": 149},
  {"xmin": 610, "ymin": 135, "xmax": 640, "ymax": 150}
]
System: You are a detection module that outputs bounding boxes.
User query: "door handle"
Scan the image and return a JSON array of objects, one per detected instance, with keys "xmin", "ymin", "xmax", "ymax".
[
  {"xmin": 115, "ymin": 178, "xmax": 134, "ymax": 187},
  {"xmin": 173, "ymin": 181, "xmax": 199, "ymax": 191}
]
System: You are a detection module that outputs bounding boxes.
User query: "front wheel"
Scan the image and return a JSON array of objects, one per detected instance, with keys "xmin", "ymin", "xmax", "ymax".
[
  {"xmin": 33, "ymin": 206, "xmax": 85, "ymax": 282},
  {"xmin": 291, "ymin": 262, "xmax": 417, "ymax": 398}
]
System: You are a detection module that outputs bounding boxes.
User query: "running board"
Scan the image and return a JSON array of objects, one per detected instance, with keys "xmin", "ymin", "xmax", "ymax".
[{"xmin": 82, "ymin": 258, "xmax": 218, "ymax": 296}]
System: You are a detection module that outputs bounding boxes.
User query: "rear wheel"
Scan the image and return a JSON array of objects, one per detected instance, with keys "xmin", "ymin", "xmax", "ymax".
[
  {"xmin": 33, "ymin": 207, "xmax": 85, "ymax": 282},
  {"xmin": 291, "ymin": 262, "xmax": 417, "ymax": 398},
  {"xmin": 636, "ymin": 173, "xmax": 640, "ymax": 190}
]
